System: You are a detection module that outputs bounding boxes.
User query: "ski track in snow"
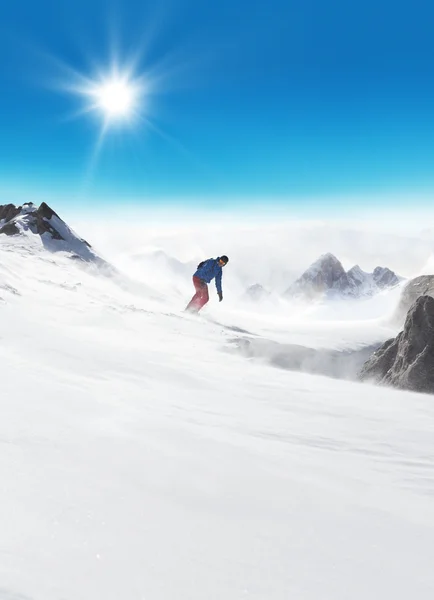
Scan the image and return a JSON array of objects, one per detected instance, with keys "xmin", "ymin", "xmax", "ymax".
[{"xmin": 0, "ymin": 234, "xmax": 433, "ymax": 600}]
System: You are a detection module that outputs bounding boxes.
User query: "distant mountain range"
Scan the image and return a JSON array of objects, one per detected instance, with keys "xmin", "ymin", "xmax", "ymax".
[
  {"xmin": 244, "ymin": 252, "xmax": 402, "ymax": 302},
  {"xmin": 0, "ymin": 204, "xmax": 403, "ymax": 303},
  {"xmin": 285, "ymin": 252, "xmax": 401, "ymax": 299}
]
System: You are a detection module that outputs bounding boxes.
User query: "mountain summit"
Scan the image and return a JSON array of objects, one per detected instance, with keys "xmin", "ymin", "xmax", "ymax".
[
  {"xmin": 285, "ymin": 253, "xmax": 400, "ymax": 299},
  {"xmin": 0, "ymin": 201, "xmax": 98, "ymax": 262}
]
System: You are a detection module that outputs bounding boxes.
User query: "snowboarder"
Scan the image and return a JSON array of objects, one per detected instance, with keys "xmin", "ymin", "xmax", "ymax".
[{"xmin": 185, "ymin": 255, "xmax": 229, "ymax": 313}]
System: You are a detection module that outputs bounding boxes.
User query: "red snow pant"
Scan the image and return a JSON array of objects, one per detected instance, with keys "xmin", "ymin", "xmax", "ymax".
[{"xmin": 185, "ymin": 276, "xmax": 209, "ymax": 313}]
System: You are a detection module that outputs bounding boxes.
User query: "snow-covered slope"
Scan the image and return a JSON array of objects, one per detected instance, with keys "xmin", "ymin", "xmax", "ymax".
[
  {"xmin": 0, "ymin": 202, "xmax": 103, "ymax": 263},
  {"xmin": 0, "ymin": 231, "xmax": 433, "ymax": 600}
]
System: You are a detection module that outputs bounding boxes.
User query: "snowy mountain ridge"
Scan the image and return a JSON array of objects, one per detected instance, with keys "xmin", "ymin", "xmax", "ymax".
[
  {"xmin": 0, "ymin": 201, "xmax": 101, "ymax": 262},
  {"xmin": 286, "ymin": 252, "xmax": 401, "ymax": 299}
]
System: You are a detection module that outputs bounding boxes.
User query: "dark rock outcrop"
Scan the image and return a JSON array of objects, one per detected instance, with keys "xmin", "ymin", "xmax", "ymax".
[
  {"xmin": 0, "ymin": 202, "xmax": 91, "ymax": 246},
  {"xmin": 32, "ymin": 203, "xmax": 64, "ymax": 240},
  {"xmin": 0, "ymin": 201, "xmax": 106, "ymax": 266},
  {"xmin": 394, "ymin": 275, "xmax": 434, "ymax": 324},
  {"xmin": 0, "ymin": 201, "xmax": 145, "ymax": 290},
  {"xmin": 0, "ymin": 221, "xmax": 20, "ymax": 236},
  {"xmin": 0, "ymin": 203, "xmax": 21, "ymax": 223},
  {"xmin": 360, "ymin": 295, "xmax": 434, "ymax": 393},
  {"xmin": 285, "ymin": 253, "xmax": 400, "ymax": 299}
]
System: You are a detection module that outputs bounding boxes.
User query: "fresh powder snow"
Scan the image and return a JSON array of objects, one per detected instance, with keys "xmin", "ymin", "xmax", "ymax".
[{"xmin": 0, "ymin": 224, "xmax": 433, "ymax": 600}]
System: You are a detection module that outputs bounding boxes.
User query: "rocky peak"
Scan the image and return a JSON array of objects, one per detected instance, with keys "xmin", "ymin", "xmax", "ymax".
[
  {"xmin": 346, "ymin": 264, "xmax": 378, "ymax": 295},
  {"xmin": 307, "ymin": 253, "xmax": 347, "ymax": 286},
  {"xmin": 373, "ymin": 266, "xmax": 399, "ymax": 289},
  {"xmin": 360, "ymin": 295, "xmax": 434, "ymax": 393},
  {"xmin": 347, "ymin": 265, "xmax": 368, "ymax": 284},
  {"xmin": 0, "ymin": 201, "xmax": 98, "ymax": 262},
  {"xmin": 286, "ymin": 253, "xmax": 347, "ymax": 298},
  {"xmin": 285, "ymin": 253, "xmax": 401, "ymax": 299},
  {"xmin": 0, "ymin": 203, "xmax": 22, "ymax": 223}
]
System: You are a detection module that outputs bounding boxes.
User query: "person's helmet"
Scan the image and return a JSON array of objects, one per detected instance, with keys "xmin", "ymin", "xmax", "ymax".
[{"xmin": 219, "ymin": 255, "xmax": 229, "ymax": 265}]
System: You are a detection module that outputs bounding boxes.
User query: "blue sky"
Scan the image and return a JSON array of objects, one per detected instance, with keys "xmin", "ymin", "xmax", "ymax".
[{"xmin": 1, "ymin": 0, "xmax": 434, "ymax": 211}]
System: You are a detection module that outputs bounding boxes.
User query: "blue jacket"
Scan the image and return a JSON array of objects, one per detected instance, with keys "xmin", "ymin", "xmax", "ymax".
[{"xmin": 194, "ymin": 258, "xmax": 223, "ymax": 293}]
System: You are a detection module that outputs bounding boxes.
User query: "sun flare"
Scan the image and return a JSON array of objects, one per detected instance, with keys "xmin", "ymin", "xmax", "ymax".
[
  {"xmin": 91, "ymin": 76, "xmax": 138, "ymax": 121},
  {"xmin": 63, "ymin": 63, "xmax": 149, "ymax": 132}
]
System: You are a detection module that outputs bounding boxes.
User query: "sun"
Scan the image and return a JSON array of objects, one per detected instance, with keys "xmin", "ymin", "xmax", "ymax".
[
  {"xmin": 90, "ymin": 75, "xmax": 139, "ymax": 122},
  {"xmin": 61, "ymin": 62, "xmax": 149, "ymax": 132},
  {"xmin": 47, "ymin": 38, "xmax": 185, "ymax": 177}
]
